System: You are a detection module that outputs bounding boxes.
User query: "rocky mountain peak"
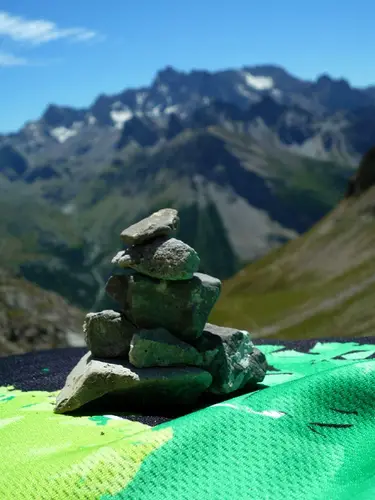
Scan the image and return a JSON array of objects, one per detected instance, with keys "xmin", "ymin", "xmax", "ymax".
[
  {"xmin": 311, "ymin": 74, "xmax": 372, "ymax": 113},
  {"xmin": 42, "ymin": 104, "xmax": 86, "ymax": 128},
  {"xmin": 90, "ymin": 94, "xmax": 113, "ymax": 125},
  {"xmin": 316, "ymin": 74, "xmax": 333, "ymax": 86},
  {"xmin": 316, "ymin": 74, "xmax": 352, "ymax": 90},
  {"xmin": 153, "ymin": 65, "xmax": 184, "ymax": 86}
]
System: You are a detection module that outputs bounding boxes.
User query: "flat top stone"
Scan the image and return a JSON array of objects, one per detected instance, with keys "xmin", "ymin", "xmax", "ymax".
[
  {"xmin": 120, "ymin": 208, "xmax": 179, "ymax": 245},
  {"xmin": 85, "ymin": 310, "xmax": 120, "ymax": 321},
  {"xmin": 204, "ymin": 323, "xmax": 254, "ymax": 343},
  {"xmin": 194, "ymin": 273, "xmax": 222, "ymax": 287}
]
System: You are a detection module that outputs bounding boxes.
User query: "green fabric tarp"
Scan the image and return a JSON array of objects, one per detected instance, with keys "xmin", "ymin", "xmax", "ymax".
[{"xmin": 0, "ymin": 341, "xmax": 374, "ymax": 499}]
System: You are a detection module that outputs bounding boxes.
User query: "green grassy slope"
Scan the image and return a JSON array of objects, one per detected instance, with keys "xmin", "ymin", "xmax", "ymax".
[{"xmin": 210, "ymin": 185, "xmax": 375, "ymax": 339}]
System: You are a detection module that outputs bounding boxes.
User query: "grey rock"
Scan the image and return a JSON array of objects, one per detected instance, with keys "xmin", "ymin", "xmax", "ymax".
[
  {"xmin": 193, "ymin": 323, "xmax": 267, "ymax": 394},
  {"xmin": 107, "ymin": 272, "xmax": 221, "ymax": 341},
  {"xmin": 112, "ymin": 237, "xmax": 200, "ymax": 281},
  {"xmin": 129, "ymin": 328, "xmax": 205, "ymax": 368},
  {"xmin": 54, "ymin": 352, "xmax": 212, "ymax": 414},
  {"xmin": 105, "ymin": 274, "xmax": 129, "ymax": 307},
  {"xmin": 83, "ymin": 310, "xmax": 136, "ymax": 358},
  {"xmin": 245, "ymin": 347, "xmax": 269, "ymax": 385},
  {"xmin": 120, "ymin": 208, "xmax": 179, "ymax": 246}
]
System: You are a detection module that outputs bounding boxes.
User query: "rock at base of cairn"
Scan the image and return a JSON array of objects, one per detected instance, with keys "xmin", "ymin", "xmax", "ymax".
[
  {"xmin": 106, "ymin": 272, "xmax": 221, "ymax": 342},
  {"xmin": 128, "ymin": 324, "xmax": 267, "ymax": 395},
  {"xmin": 129, "ymin": 328, "xmax": 216, "ymax": 368},
  {"xmin": 194, "ymin": 324, "xmax": 268, "ymax": 394},
  {"xmin": 54, "ymin": 352, "xmax": 212, "ymax": 414},
  {"xmin": 84, "ymin": 310, "xmax": 136, "ymax": 358}
]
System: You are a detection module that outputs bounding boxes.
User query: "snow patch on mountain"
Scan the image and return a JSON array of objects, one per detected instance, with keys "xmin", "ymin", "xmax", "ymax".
[
  {"xmin": 50, "ymin": 127, "xmax": 78, "ymax": 144},
  {"xmin": 243, "ymin": 72, "xmax": 274, "ymax": 90},
  {"xmin": 110, "ymin": 109, "xmax": 133, "ymax": 129}
]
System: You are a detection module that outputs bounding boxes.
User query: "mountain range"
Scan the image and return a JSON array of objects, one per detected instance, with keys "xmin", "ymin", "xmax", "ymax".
[
  {"xmin": 5, "ymin": 65, "xmax": 375, "ymax": 162},
  {"xmin": 1, "ymin": 63, "xmax": 374, "ymax": 317}
]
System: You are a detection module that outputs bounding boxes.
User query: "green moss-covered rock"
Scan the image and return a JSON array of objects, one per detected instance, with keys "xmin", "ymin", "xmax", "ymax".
[
  {"xmin": 193, "ymin": 323, "xmax": 267, "ymax": 394},
  {"xmin": 106, "ymin": 272, "xmax": 221, "ymax": 341},
  {"xmin": 129, "ymin": 328, "xmax": 211, "ymax": 368}
]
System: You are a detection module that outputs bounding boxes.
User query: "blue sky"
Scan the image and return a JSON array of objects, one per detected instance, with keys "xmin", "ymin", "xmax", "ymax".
[{"xmin": 1, "ymin": 0, "xmax": 375, "ymax": 133}]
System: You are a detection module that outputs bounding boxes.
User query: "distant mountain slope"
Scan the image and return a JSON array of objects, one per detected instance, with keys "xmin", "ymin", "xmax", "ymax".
[
  {"xmin": 0, "ymin": 63, "xmax": 368, "ymax": 311},
  {"xmin": 0, "ymin": 268, "xmax": 84, "ymax": 356},
  {"xmin": 0, "ymin": 123, "xmax": 351, "ymax": 311},
  {"xmin": 211, "ymin": 151, "xmax": 375, "ymax": 339}
]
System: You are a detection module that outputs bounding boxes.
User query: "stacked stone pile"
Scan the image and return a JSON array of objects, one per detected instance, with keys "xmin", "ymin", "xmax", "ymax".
[{"xmin": 54, "ymin": 209, "xmax": 267, "ymax": 414}]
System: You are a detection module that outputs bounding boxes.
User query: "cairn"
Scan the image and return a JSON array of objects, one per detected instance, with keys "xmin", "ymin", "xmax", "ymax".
[{"xmin": 54, "ymin": 209, "xmax": 267, "ymax": 414}]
